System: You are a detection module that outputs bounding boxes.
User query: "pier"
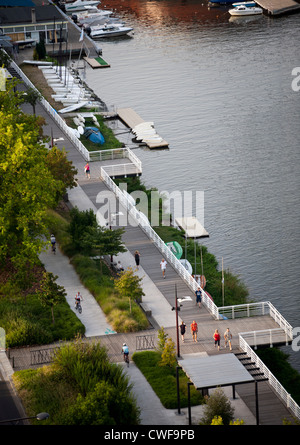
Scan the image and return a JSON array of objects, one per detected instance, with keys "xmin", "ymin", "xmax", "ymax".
[
  {"xmin": 117, "ymin": 108, "xmax": 169, "ymax": 149},
  {"xmin": 4, "ymin": 59, "xmax": 300, "ymax": 424},
  {"xmin": 256, "ymin": 0, "xmax": 300, "ymax": 15}
]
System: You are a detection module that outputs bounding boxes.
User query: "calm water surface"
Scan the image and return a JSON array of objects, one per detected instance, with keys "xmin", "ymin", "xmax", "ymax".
[{"xmin": 84, "ymin": 0, "xmax": 300, "ymax": 370}]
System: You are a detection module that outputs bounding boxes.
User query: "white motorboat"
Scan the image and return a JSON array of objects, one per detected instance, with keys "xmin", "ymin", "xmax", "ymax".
[
  {"xmin": 232, "ymin": 1, "xmax": 257, "ymax": 6},
  {"xmin": 72, "ymin": 9, "xmax": 113, "ymax": 24},
  {"xmin": 229, "ymin": 5, "xmax": 263, "ymax": 15},
  {"xmin": 65, "ymin": 0, "xmax": 100, "ymax": 13},
  {"xmin": 89, "ymin": 24, "xmax": 133, "ymax": 39}
]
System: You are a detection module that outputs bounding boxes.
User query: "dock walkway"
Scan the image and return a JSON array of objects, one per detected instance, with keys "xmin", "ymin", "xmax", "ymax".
[
  {"xmin": 256, "ymin": 0, "xmax": 300, "ymax": 15},
  {"xmin": 117, "ymin": 108, "xmax": 169, "ymax": 149}
]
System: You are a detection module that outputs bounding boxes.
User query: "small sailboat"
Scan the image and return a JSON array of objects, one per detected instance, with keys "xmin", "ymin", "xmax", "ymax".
[{"xmin": 83, "ymin": 126, "xmax": 105, "ymax": 145}]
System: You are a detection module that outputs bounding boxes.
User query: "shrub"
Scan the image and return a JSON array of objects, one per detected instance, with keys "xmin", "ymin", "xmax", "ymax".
[{"xmin": 200, "ymin": 388, "xmax": 235, "ymax": 425}]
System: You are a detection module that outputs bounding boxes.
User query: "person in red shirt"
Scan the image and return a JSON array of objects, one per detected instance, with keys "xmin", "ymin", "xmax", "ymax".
[
  {"xmin": 213, "ymin": 329, "xmax": 221, "ymax": 351},
  {"xmin": 190, "ymin": 320, "xmax": 198, "ymax": 342}
]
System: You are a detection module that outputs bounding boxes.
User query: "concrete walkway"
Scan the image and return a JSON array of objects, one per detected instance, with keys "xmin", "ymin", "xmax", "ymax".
[{"xmin": 37, "ymin": 184, "xmax": 257, "ymax": 425}]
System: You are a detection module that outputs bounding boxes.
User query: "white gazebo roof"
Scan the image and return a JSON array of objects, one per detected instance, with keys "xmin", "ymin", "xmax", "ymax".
[{"xmin": 179, "ymin": 353, "xmax": 254, "ymax": 389}]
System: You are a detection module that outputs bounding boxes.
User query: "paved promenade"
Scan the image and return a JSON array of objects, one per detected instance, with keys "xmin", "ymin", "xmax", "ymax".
[{"xmin": 0, "ymin": 66, "xmax": 296, "ymax": 425}]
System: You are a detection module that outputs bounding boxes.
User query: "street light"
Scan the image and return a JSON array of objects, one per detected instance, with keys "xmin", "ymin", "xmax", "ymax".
[
  {"xmin": 0, "ymin": 412, "xmax": 49, "ymax": 424},
  {"xmin": 171, "ymin": 284, "xmax": 192, "ymax": 358}
]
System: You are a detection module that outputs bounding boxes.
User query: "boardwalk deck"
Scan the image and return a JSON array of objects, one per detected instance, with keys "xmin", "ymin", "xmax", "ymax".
[
  {"xmin": 256, "ymin": 0, "xmax": 300, "ymax": 15},
  {"xmin": 117, "ymin": 108, "xmax": 169, "ymax": 149}
]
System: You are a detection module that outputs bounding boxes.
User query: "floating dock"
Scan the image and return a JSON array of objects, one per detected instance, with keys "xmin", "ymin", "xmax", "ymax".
[
  {"xmin": 83, "ymin": 56, "xmax": 110, "ymax": 69},
  {"xmin": 175, "ymin": 217, "xmax": 209, "ymax": 238},
  {"xmin": 117, "ymin": 108, "xmax": 169, "ymax": 149},
  {"xmin": 256, "ymin": 0, "xmax": 300, "ymax": 15}
]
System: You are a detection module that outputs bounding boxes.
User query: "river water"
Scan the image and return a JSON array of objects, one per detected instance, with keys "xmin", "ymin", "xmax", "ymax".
[{"xmin": 84, "ymin": 0, "xmax": 300, "ymax": 371}]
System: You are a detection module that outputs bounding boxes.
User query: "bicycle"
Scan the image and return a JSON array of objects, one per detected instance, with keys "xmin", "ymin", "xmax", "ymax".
[
  {"xmin": 124, "ymin": 353, "xmax": 129, "ymax": 367},
  {"xmin": 75, "ymin": 301, "xmax": 82, "ymax": 314},
  {"xmin": 51, "ymin": 243, "xmax": 56, "ymax": 254}
]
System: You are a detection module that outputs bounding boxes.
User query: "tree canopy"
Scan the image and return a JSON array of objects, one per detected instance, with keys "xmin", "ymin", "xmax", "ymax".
[{"xmin": 0, "ymin": 82, "xmax": 75, "ymax": 283}]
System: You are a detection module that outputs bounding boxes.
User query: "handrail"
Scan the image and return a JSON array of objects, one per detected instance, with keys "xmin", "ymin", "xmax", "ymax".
[
  {"xmin": 101, "ymin": 167, "xmax": 219, "ymax": 318},
  {"xmin": 239, "ymin": 334, "xmax": 300, "ymax": 420},
  {"xmin": 10, "ymin": 60, "xmax": 142, "ymax": 176},
  {"xmin": 101, "ymin": 167, "xmax": 296, "ymax": 341},
  {"xmin": 217, "ymin": 301, "xmax": 293, "ymax": 339}
]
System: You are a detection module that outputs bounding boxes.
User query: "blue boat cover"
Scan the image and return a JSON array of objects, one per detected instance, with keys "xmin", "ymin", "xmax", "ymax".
[{"xmin": 84, "ymin": 126, "xmax": 105, "ymax": 145}]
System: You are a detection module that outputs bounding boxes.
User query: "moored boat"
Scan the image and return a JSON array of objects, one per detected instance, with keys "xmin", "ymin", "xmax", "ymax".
[
  {"xmin": 83, "ymin": 126, "xmax": 105, "ymax": 144},
  {"xmin": 229, "ymin": 4, "xmax": 263, "ymax": 15},
  {"xmin": 65, "ymin": 0, "xmax": 100, "ymax": 13},
  {"xmin": 232, "ymin": 1, "xmax": 257, "ymax": 6},
  {"xmin": 89, "ymin": 24, "xmax": 133, "ymax": 39}
]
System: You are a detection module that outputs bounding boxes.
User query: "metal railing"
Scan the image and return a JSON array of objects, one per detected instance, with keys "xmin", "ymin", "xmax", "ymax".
[
  {"xmin": 239, "ymin": 328, "xmax": 291, "ymax": 349},
  {"xmin": 101, "ymin": 167, "xmax": 219, "ymax": 318},
  {"xmin": 9, "ymin": 60, "xmax": 142, "ymax": 177},
  {"xmin": 217, "ymin": 301, "xmax": 293, "ymax": 339},
  {"xmin": 239, "ymin": 334, "xmax": 300, "ymax": 420}
]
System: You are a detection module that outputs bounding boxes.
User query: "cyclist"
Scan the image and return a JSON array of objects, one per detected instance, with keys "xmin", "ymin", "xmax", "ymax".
[
  {"xmin": 75, "ymin": 291, "xmax": 83, "ymax": 310},
  {"xmin": 50, "ymin": 234, "xmax": 56, "ymax": 252},
  {"xmin": 122, "ymin": 343, "xmax": 129, "ymax": 362}
]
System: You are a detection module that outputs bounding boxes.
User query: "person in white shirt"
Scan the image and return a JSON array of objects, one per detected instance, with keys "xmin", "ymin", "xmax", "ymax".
[{"xmin": 160, "ymin": 258, "xmax": 167, "ymax": 278}]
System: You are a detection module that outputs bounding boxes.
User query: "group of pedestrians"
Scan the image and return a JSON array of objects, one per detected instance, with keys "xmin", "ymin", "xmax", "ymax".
[{"xmin": 179, "ymin": 321, "xmax": 233, "ymax": 350}]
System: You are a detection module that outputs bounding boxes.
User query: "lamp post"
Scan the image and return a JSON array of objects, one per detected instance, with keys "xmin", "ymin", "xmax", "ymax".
[
  {"xmin": 0, "ymin": 412, "xmax": 49, "ymax": 424},
  {"xmin": 172, "ymin": 284, "xmax": 192, "ymax": 358}
]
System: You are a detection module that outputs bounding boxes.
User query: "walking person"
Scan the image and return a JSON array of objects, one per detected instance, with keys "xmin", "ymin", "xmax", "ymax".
[
  {"xmin": 84, "ymin": 162, "xmax": 90, "ymax": 179},
  {"xmin": 213, "ymin": 329, "xmax": 221, "ymax": 351},
  {"xmin": 195, "ymin": 287, "xmax": 202, "ymax": 308},
  {"xmin": 190, "ymin": 320, "xmax": 198, "ymax": 342},
  {"xmin": 160, "ymin": 258, "xmax": 167, "ymax": 278},
  {"xmin": 180, "ymin": 321, "xmax": 186, "ymax": 342},
  {"xmin": 50, "ymin": 234, "xmax": 56, "ymax": 253},
  {"xmin": 134, "ymin": 250, "xmax": 140, "ymax": 268},
  {"xmin": 224, "ymin": 327, "xmax": 233, "ymax": 351}
]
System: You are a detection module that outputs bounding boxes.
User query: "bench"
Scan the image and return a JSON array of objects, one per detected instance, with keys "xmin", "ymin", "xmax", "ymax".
[{"xmin": 140, "ymin": 302, "xmax": 152, "ymax": 317}]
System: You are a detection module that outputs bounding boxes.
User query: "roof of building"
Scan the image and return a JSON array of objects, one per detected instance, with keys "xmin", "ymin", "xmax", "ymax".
[
  {"xmin": 0, "ymin": 5, "xmax": 64, "ymax": 25},
  {"xmin": 0, "ymin": 0, "xmax": 35, "ymax": 5}
]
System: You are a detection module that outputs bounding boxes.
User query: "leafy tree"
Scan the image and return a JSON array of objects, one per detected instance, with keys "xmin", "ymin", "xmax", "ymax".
[
  {"xmin": 34, "ymin": 39, "xmax": 46, "ymax": 60},
  {"xmin": 21, "ymin": 87, "xmax": 42, "ymax": 115},
  {"xmin": 68, "ymin": 207, "xmax": 97, "ymax": 252},
  {"xmin": 157, "ymin": 326, "xmax": 168, "ymax": 352},
  {"xmin": 0, "ymin": 48, "xmax": 11, "ymax": 68},
  {"xmin": 114, "ymin": 267, "xmax": 144, "ymax": 311},
  {"xmin": 0, "ymin": 99, "xmax": 64, "ymax": 280},
  {"xmin": 81, "ymin": 224, "xmax": 126, "ymax": 273},
  {"xmin": 38, "ymin": 271, "xmax": 66, "ymax": 324},
  {"xmin": 200, "ymin": 388, "xmax": 235, "ymax": 425},
  {"xmin": 160, "ymin": 337, "xmax": 177, "ymax": 368},
  {"xmin": 46, "ymin": 146, "xmax": 78, "ymax": 202}
]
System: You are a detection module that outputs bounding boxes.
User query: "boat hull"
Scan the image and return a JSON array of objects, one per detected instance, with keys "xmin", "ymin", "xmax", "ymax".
[
  {"xmin": 229, "ymin": 6, "xmax": 262, "ymax": 14},
  {"xmin": 83, "ymin": 126, "xmax": 105, "ymax": 145}
]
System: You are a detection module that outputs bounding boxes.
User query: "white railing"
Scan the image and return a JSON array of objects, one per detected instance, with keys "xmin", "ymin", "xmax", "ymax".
[
  {"xmin": 11, "ymin": 59, "xmax": 91, "ymax": 160},
  {"xmin": 217, "ymin": 301, "xmax": 293, "ymax": 339},
  {"xmin": 10, "ymin": 60, "xmax": 142, "ymax": 176},
  {"xmin": 239, "ymin": 328, "xmax": 290, "ymax": 348},
  {"xmin": 239, "ymin": 334, "xmax": 300, "ymax": 420},
  {"xmin": 101, "ymin": 166, "xmax": 296, "ymax": 342},
  {"xmin": 101, "ymin": 167, "xmax": 219, "ymax": 318}
]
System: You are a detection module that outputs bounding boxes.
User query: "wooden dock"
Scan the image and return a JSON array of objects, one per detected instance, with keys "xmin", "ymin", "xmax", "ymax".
[
  {"xmin": 83, "ymin": 56, "xmax": 110, "ymax": 69},
  {"xmin": 117, "ymin": 108, "xmax": 169, "ymax": 149},
  {"xmin": 256, "ymin": 0, "xmax": 300, "ymax": 15}
]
